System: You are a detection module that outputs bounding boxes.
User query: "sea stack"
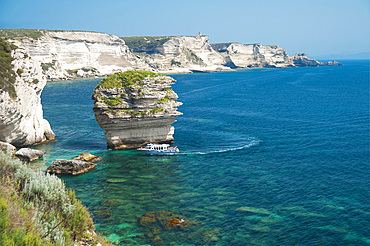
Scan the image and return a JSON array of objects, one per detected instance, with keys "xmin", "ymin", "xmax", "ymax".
[{"xmin": 92, "ymin": 71, "xmax": 182, "ymax": 149}]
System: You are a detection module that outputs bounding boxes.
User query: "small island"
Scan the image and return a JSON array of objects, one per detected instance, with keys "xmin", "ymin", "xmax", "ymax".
[{"xmin": 92, "ymin": 71, "xmax": 182, "ymax": 149}]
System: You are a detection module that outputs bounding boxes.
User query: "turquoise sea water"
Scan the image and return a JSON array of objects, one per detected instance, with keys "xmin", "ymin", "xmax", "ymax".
[{"xmin": 36, "ymin": 60, "xmax": 369, "ymax": 245}]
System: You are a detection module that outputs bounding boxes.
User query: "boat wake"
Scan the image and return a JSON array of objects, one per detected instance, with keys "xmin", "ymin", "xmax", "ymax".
[{"xmin": 182, "ymin": 137, "xmax": 261, "ymax": 155}]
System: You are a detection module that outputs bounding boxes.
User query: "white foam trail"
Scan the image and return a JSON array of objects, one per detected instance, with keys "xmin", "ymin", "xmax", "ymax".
[{"xmin": 182, "ymin": 138, "xmax": 261, "ymax": 155}]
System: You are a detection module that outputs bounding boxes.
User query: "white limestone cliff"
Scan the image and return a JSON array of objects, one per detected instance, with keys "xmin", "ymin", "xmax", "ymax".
[
  {"xmin": 129, "ymin": 35, "xmax": 231, "ymax": 73},
  {"xmin": 2, "ymin": 30, "xmax": 340, "ymax": 79},
  {"xmin": 0, "ymin": 46, "xmax": 55, "ymax": 147},
  {"xmin": 212, "ymin": 43, "xmax": 294, "ymax": 68},
  {"xmin": 211, "ymin": 43, "xmax": 341, "ymax": 68},
  {"xmin": 290, "ymin": 53, "xmax": 320, "ymax": 66},
  {"xmin": 17, "ymin": 31, "xmax": 150, "ymax": 80}
]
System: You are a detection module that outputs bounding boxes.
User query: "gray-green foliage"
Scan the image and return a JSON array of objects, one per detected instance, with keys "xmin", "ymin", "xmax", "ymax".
[
  {"xmin": 15, "ymin": 167, "xmax": 75, "ymax": 215},
  {"xmin": 0, "ymin": 151, "xmax": 74, "ymax": 245}
]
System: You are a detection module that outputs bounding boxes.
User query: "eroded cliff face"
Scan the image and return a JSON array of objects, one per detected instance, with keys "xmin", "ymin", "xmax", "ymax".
[
  {"xmin": 124, "ymin": 35, "xmax": 231, "ymax": 73},
  {"xmin": 15, "ymin": 31, "xmax": 150, "ymax": 80},
  {"xmin": 212, "ymin": 43, "xmax": 341, "ymax": 68},
  {"xmin": 92, "ymin": 71, "xmax": 182, "ymax": 149},
  {"xmin": 290, "ymin": 53, "xmax": 320, "ymax": 67},
  {"xmin": 0, "ymin": 43, "xmax": 55, "ymax": 147},
  {"xmin": 212, "ymin": 43, "xmax": 294, "ymax": 68}
]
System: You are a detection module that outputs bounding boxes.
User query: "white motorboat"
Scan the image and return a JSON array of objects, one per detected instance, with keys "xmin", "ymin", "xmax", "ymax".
[{"xmin": 137, "ymin": 143, "xmax": 179, "ymax": 155}]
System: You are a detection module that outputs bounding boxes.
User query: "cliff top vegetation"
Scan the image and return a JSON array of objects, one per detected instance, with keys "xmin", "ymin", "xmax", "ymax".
[
  {"xmin": 0, "ymin": 29, "xmax": 44, "ymax": 40},
  {"xmin": 0, "ymin": 38, "xmax": 17, "ymax": 98},
  {"xmin": 121, "ymin": 36, "xmax": 172, "ymax": 53},
  {"xmin": 95, "ymin": 70, "xmax": 162, "ymax": 90},
  {"xmin": 0, "ymin": 29, "xmax": 109, "ymax": 40}
]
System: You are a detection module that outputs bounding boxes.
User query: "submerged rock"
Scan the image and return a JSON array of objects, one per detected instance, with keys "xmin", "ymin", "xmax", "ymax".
[
  {"xmin": 92, "ymin": 71, "xmax": 182, "ymax": 149},
  {"xmin": 46, "ymin": 159, "xmax": 97, "ymax": 175},
  {"xmin": 139, "ymin": 211, "xmax": 196, "ymax": 245},
  {"xmin": 72, "ymin": 152, "xmax": 102, "ymax": 162},
  {"xmin": 248, "ymin": 224, "xmax": 271, "ymax": 232},
  {"xmin": 201, "ymin": 228, "xmax": 221, "ymax": 243},
  {"xmin": 290, "ymin": 211, "xmax": 326, "ymax": 218},
  {"xmin": 139, "ymin": 211, "xmax": 195, "ymax": 231},
  {"xmin": 235, "ymin": 206, "xmax": 272, "ymax": 215},
  {"xmin": 15, "ymin": 148, "xmax": 44, "ymax": 162}
]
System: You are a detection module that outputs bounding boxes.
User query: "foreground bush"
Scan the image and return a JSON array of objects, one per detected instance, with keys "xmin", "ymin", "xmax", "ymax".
[{"xmin": 0, "ymin": 151, "xmax": 112, "ymax": 245}]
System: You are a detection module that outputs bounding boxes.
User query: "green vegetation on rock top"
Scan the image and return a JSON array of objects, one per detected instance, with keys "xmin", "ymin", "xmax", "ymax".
[
  {"xmin": 0, "ymin": 29, "xmax": 44, "ymax": 40},
  {"xmin": 0, "ymin": 38, "xmax": 17, "ymax": 99},
  {"xmin": 95, "ymin": 70, "xmax": 162, "ymax": 90}
]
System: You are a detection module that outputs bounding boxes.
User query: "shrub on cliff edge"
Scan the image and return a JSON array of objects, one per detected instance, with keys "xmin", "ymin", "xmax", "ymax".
[
  {"xmin": 0, "ymin": 38, "xmax": 17, "ymax": 98},
  {"xmin": 0, "ymin": 151, "xmax": 113, "ymax": 245}
]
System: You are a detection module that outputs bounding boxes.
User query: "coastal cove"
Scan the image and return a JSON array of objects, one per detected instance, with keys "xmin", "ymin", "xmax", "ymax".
[{"xmin": 33, "ymin": 61, "xmax": 369, "ymax": 245}]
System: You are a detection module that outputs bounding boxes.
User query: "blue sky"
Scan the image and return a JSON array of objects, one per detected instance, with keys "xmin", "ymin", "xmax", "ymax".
[{"xmin": 0, "ymin": 0, "xmax": 369, "ymax": 59}]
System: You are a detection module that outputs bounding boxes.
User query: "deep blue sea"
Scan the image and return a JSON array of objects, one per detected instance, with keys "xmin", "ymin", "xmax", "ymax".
[{"xmin": 36, "ymin": 60, "xmax": 369, "ymax": 245}]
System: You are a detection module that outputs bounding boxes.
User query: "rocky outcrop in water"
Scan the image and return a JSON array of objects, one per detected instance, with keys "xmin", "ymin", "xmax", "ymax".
[
  {"xmin": 72, "ymin": 152, "xmax": 102, "ymax": 162},
  {"xmin": 92, "ymin": 71, "xmax": 182, "ymax": 149},
  {"xmin": 46, "ymin": 159, "xmax": 97, "ymax": 175},
  {"xmin": 318, "ymin": 60, "xmax": 342, "ymax": 66},
  {"xmin": 0, "ymin": 38, "xmax": 56, "ymax": 147}
]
